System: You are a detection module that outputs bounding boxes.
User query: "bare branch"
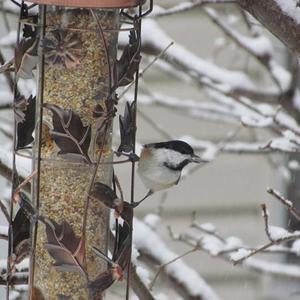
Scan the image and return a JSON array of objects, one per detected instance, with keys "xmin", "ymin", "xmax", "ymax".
[
  {"xmin": 151, "ymin": 0, "xmax": 237, "ymax": 18},
  {"xmin": 261, "ymin": 204, "xmax": 274, "ymax": 242},
  {"xmin": 267, "ymin": 188, "xmax": 300, "ymax": 221},
  {"xmin": 0, "ymin": 160, "xmax": 30, "ymax": 193},
  {"xmin": 149, "ymin": 247, "xmax": 198, "ymax": 291}
]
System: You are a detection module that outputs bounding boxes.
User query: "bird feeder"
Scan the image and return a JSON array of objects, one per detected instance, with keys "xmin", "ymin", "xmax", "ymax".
[{"xmin": 11, "ymin": 0, "xmax": 151, "ymax": 299}]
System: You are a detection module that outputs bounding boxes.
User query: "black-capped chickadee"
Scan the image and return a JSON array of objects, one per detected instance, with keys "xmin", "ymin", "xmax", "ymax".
[{"xmin": 135, "ymin": 140, "xmax": 207, "ymax": 206}]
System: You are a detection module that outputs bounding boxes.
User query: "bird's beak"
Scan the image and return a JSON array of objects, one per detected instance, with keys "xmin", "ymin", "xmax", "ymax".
[{"xmin": 190, "ymin": 154, "xmax": 209, "ymax": 164}]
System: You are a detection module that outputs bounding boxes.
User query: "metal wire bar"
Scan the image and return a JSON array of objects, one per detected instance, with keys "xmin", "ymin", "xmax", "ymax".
[
  {"xmin": 28, "ymin": 4, "xmax": 46, "ymax": 297},
  {"xmin": 125, "ymin": 3, "xmax": 143, "ymax": 299},
  {"xmin": 7, "ymin": 1, "xmax": 24, "ymax": 298}
]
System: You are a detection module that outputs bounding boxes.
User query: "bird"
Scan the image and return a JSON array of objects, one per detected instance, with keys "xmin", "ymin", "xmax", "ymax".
[{"xmin": 135, "ymin": 140, "xmax": 207, "ymax": 206}]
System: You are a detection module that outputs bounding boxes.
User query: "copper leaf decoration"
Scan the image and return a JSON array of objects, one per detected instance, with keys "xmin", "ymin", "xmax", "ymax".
[
  {"xmin": 23, "ymin": 15, "xmax": 38, "ymax": 39},
  {"xmin": 15, "ymin": 37, "xmax": 38, "ymax": 79},
  {"xmin": 88, "ymin": 223, "xmax": 130, "ymax": 295},
  {"xmin": 116, "ymin": 30, "xmax": 141, "ymax": 87},
  {"xmin": 41, "ymin": 29, "xmax": 84, "ymax": 69},
  {"xmin": 43, "ymin": 218, "xmax": 87, "ymax": 275},
  {"xmin": 32, "ymin": 287, "xmax": 46, "ymax": 300},
  {"xmin": 44, "ymin": 103, "xmax": 92, "ymax": 163},
  {"xmin": 117, "ymin": 101, "xmax": 136, "ymax": 154},
  {"xmin": 91, "ymin": 182, "xmax": 133, "ymax": 225},
  {"xmin": 88, "ymin": 269, "xmax": 115, "ymax": 297},
  {"xmin": 14, "ymin": 94, "xmax": 36, "ymax": 149},
  {"xmin": 11, "ymin": 207, "xmax": 30, "ymax": 266},
  {"xmin": 12, "ymin": 207, "xmax": 30, "ymax": 253}
]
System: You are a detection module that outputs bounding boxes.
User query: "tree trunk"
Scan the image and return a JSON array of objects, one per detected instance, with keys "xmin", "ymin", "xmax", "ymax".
[
  {"xmin": 31, "ymin": 7, "xmax": 118, "ymax": 299},
  {"xmin": 239, "ymin": 0, "xmax": 300, "ymax": 56}
]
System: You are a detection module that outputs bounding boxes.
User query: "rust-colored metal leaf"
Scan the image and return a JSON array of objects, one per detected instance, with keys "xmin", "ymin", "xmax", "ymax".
[
  {"xmin": 116, "ymin": 30, "xmax": 141, "ymax": 87},
  {"xmin": 13, "ymin": 238, "xmax": 30, "ymax": 265},
  {"xmin": 12, "ymin": 207, "xmax": 30, "ymax": 254},
  {"xmin": 15, "ymin": 37, "xmax": 38, "ymax": 79},
  {"xmin": 88, "ymin": 269, "xmax": 115, "ymax": 296},
  {"xmin": 113, "ymin": 222, "xmax": 131, "ymax": 270},
  {"xmin": 14, "ymin": 94, "xmax": 36, "ymax": 148},
  {"xmin": 23, "ymin": 15, "xmax": 38, "ymax": 38},
  {"xmin": 43, "ymin": 218, "xmax": 87, "ymax": 276},
  {"xmin": 118, "ymin": 101, "xmax": 136, "ymax": 154},
  {"xmin": 44, "ymin": 103, "xmax": 92, "ymax": 163},
  {"xmin": 32, "ymin": 287, "xmax": 46, "ymax": 300},
  {"xmin": 89, "ymin": 222, "xmax": 131, "ymax": 294},
  {"xmin": 91, "ymin": 182, "xmax": 133, "ymax": 225}
]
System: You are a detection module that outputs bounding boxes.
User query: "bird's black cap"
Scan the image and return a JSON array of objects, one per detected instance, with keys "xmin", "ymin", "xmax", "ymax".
[{"xmin": 145, "ymin": 140, "xmax": 194, "ymax": 155}]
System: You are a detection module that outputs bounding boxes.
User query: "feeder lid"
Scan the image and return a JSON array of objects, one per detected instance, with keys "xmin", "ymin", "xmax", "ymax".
[{"xmin": 27, "ymin": 0, "xmax": 145, "ymax": 8}]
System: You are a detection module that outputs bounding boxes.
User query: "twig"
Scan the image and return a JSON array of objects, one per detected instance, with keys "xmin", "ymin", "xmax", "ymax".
[
  {"xmin": 0, "ymin": 161, "xmax": 30, "ymax": 193},
  {"xmin": 150, "ymin": 0, "xmax": 237, "ymax": 18},
  {"xmin": 267, "ymin": 188, "xmax": 300, "ymax": 221},
  {"xmin": 261, "ymin": 203, "xmax": 273, "ymax": 242},
  {"xmin": 149, "ymin": 247, "xmax": 198, "ymax": 290},
  {"xmin": 108, "ymin": 230, "xmax": 155, "ymax": 300},
  {"xmin": 0, "ymin": 200, "xmax": 10, "ymax": 222},
  {"xmin": 118, "ymin": 42, "xmax": 174, "ymax": 100}
]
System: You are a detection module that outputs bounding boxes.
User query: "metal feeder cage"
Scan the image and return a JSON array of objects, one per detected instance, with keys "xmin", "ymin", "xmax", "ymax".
[{"xmin": 9, "ymin": 0, "xmax": 152, "ymax": 299}]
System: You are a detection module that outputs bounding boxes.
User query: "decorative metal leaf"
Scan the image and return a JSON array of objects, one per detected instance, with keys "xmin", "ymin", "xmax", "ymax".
[
  {"xmin": 91, "ymin": 182, "xmax": 118, "ymax": 209},
  {"xmin": 14, "ymin": 94, "xmax": 36, "ymax": 148},
  {"xmin": 88, "ymin": 269, "xmax": 115, "ymax": 296},
  {"xmin": 113, "ymin": 223, "xmax": 131, "ymax": 270},
  {"xmin": 13, "ymin": 239, "xmax": 30, "ymax": 265},
  {"xmin": 89, "ymin": 223, "xmax": 131, "ymax": 295},
  {"xmin": 18, "ymin": 192, "xmax": 36, "ymax": 218},
  {"xmin": 44, "ymin": 103, "xmax": 92, "ymax": 163},
  {"xmin": 116, "ymin": 30, "xmax": 141, "ymax": 87},
  {"xmin": 117, "ymin": 101, "xmax": 136, "ymax": 154},
  {"xmin": 41, "ymin": 29, "xmax": 84, "ymax": 69},
  {"xmin": 91, "ymin": 182, "xmax": 133, "ymax": 225},
  {"xmin": 15, "ymin": 37, "xmax": 38, "ymax": 79},
  {"xmin": 43, "ymin": 218, "xmax": 87, "ymax": 275},
  {"xmin": 32, "ymin": 287, "xmax": 46, "ymax": 300},
  {"xmin": 12, "ymin": 207, "xmax": 30, "ymax": 253},
  {"xmin": 22, "ymin": 15, "xmax": 38, "ymax": 38}
]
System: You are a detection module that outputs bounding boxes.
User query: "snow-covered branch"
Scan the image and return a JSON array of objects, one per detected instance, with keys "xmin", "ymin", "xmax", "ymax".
[{"xmin": 134, "ymin": 217, "xmax": 220, "ymax": 300}]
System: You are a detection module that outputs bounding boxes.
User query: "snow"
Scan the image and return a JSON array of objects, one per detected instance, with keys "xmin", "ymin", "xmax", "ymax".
[
  {"xmin": 143, "ymin": 213, "xmax": 161, "ymax": 230},
  {"xmin": 268, "ymin": 225, "xmax": 300, "ymax": 240},
  {"xmin": 0, "ymin": 141, "xmax": 31, "ymax": 178},
  {"xmin": 241, "ymin": 115, "xmax": 273, "ymax": 128},
  {"xmin": 0, "ymin": 91, "xmax": 13, "ymax": 105},
  {"xmin": 120, "ymin": 19, "xmax": 258, "ymax": 91},
  {"xmin": 269, "ymin": 59, "xmax": 291, "ymax": 91},
  {"xmin": 245, "ymin": 257, "xmax": 300, "ymax": 278},
  {"xmin": 230, "ymin": 248, "xmax": 252, "ymax": 262},
  {"xmin": 292, "ymin": 88, "xmax": 300, "ymax": 112},
  {"xmin": 206, "ymin": 7, "xmax": 273, "ymax": 57},
  {"xmin": 136, "ymin": 265, "xmax": 151, "ymax": 286},
  {"xmin": 199, "ymin": 223, "xmax": 216, "ymax": 233},
  {"xmin": 291, "ymin": 239, "xmax": 300, "ymax": 255},
  {"xmin": 275, "ymin": 0, "xmax": 300, "ymax": 24},
  {"xmin": 0, "ymin": 31, "xmax": 17, "ymax": 47},
  {"xmin": 201, "ymin": 235, "xmax": 224, "ymax": 256},
  {"xmin": 283, "ymin": 129, "xmax": 300, "ymax": 145},
  {"xmin": 133, "ymin": 218, "xmax": 221, "ymax": 300},
  {"xmin": 268, "ymin": 137, "xmax": 299, "ymax": 152},
  {"xmin": 224, "ymin": 237, "xmax": 243, "ymax": 251},
  {"xmin": 0, "ymin": 225, "xmax": 8, "ymax": 236},
  {"xmin": 288, "ymin": 160, "xmax": 300, "ymax": 170}
]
